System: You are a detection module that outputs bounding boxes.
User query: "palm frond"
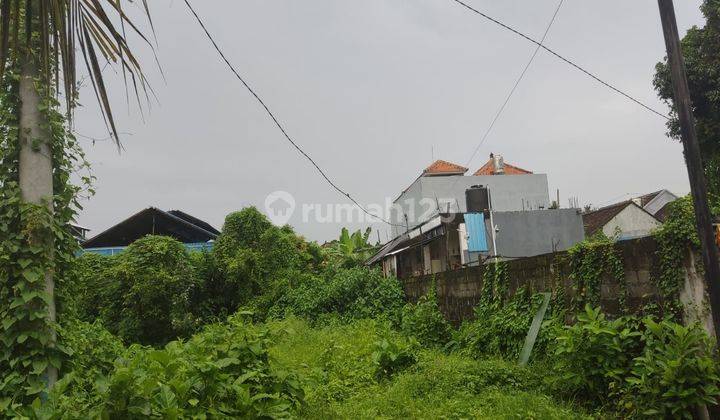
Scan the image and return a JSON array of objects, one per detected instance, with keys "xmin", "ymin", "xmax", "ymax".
[{"xmin": 0, "ymin": 0, "xmax": 155, "ymax": 148}]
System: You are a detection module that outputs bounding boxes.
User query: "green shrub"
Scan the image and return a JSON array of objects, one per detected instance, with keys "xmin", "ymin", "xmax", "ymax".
[
  {"xmin": 372, "ymin": 338, "xmax": 418, "ymax": 380},
  {"xmin": 269, "ymin": 267, "xmax": 405, "ymax": 323},
  {"xmin": 60, "ymin": 253, "xmax": 116, "ymax": 320},
  {"xmin": 187, "ymin": 250, "xmax": 229, "ymax": 323},
  {"xmin": 104, "ymin": 235, "xmax": 199, "ymax": 346},
  {"xmin": 457, "ymin": 289, "xmax": 558, "ymax": 360},
  {"xmin": 73, "ymin": 314, "xmax": 303, "ymax": 418},
  {"xmin": 400, "ymin": 285, "xmax": 452, "ymax": 347},
  {"xmin": 213, "ymin": 207, "xmax": 273, "ymax": 260},
  {"xmin": 552, "ymin": 305, "xmax": 642, "ymax": 403},
  {"xmin": 209, "ymin": 208, "xmax": 325, "ymax": 319},
  {"xmin": 324, "ymin": 227, "xmax": 378, "ymax": 268},
  {"xmin": 53, "ymin": 320, "xmax": 126, "ymax": 413},
  {"xmin": 622, "ymin": 319, "xmax": 720, "ymax": 418}
]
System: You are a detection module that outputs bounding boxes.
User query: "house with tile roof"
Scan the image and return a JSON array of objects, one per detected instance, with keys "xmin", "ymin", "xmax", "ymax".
[
  {"xmin": 422, "ymin": 160, "xmax": 469, "ymax": 176},
  {"xmin": 473, "ymin": 153, "xmax": 533, "ymax": 176},
  {"xmin": 582, "ymin": 200, "xmax": 661, "ymax": 240},
  {"xmin": 389, "ymin": 153, "xmax": 550, "ymax": 236}
]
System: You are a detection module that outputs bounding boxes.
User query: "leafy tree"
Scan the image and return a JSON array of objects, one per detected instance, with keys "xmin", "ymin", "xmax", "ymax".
[
  {"xmin": 206, "ymin": 207, "xmax": 325, "ymax": 320},
  {"xmin": 102, "ymin": 236, "xmax": 198, "ymax": 346},
  {"xmin": 213, "ymin": 207, "xmax": 274, "ymax": 262},
  {"xmin": 654, "ymin": 0, "xmax": 720, "ymax": 198}
]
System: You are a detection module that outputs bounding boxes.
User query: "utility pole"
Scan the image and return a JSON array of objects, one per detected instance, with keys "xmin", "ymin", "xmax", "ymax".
[{"xmin": 658, "ymin": 0, "xmax": 720, "ymax": 344}]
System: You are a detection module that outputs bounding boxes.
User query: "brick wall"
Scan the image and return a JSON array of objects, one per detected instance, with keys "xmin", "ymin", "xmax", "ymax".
[{"xmin": 402, "ymin": 236, "xmax": 706, "ymax": 326}]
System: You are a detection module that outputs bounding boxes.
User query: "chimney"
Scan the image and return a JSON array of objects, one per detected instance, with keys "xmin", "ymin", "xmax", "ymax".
[{"xmin": 491, "ymin": 153, "xmax": 505, "ymax": 174}]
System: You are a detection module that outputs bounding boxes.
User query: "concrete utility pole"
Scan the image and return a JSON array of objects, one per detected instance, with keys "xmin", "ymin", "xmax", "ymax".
[{"xmin": 658, "ymin": 0, "xmax": 720, "ymax": 345}]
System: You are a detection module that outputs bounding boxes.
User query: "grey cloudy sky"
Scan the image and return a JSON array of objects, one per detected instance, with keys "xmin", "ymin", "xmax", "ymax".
[{"xmin": 74, "ymin": 0, "xmax": 705, "ymax": 243}]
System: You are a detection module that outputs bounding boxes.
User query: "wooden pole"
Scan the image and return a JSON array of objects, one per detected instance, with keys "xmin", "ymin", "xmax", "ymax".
[{"xmin": 658, "ymin": 0, "xmax": 720, "ymax": 344}]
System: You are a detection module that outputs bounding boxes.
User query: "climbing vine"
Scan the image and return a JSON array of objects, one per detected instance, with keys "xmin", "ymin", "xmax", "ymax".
[
  {"xmin": 652, "ymin": 197, "xmax": 701, "ymax": 320},
  {"xmin": 0, "ymin": 65, "xmax": 92, "ymax": 404},
  {"xmin": 568, "ymin": 233, "xmax": 625, "ymax": 313},
  {"xmin": 482, "ymin": 260, "xmax": 509, "ymax": 305},
  {"xmin": 550, "ymin": 254, "xmax": 567, "ymax": 319}
]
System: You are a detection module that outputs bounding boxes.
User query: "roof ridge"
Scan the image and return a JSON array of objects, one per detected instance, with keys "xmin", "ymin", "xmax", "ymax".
[
  {"xmin": 423, "ymin": 159, "xmax": 468, "ymax": 174},
  {"xmin": 585, "ymin": 199, "xmax": 634, "ymax": 214}
]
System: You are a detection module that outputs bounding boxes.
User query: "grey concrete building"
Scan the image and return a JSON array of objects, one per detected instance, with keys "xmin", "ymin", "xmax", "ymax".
[
  {"xmin": 487, "ymin": 209, "xmax": 586, "ymax": 259},
  {"xmin": 390, "ymin": 157, "xmax": 551, "ymax": 237},
  {"xmin": 369, "ymin": 209, "xmax": 585, "ymax": 279}
]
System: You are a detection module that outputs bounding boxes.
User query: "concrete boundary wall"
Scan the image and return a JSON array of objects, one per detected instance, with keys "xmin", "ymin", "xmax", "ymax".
[{"xmin": 402, "ymin": 236, "xmax": 709, "ymax": 327}]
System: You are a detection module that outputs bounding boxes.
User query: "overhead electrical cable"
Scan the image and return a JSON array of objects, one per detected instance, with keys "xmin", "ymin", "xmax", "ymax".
[
  {"xmin": 183, "ymin": 0, "xmax": 401, "ymax": 227},
  {"xmin": 461, "ymin": 0, "xmax": 565, "ymax": 171},
  {"xmin": 450, "ymin": 0, "xmax": 670, "ymax": 120}
]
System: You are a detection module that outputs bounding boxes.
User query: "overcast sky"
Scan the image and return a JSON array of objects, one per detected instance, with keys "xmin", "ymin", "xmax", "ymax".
[{"xmin": 74, "ymin": 0, "xmax": 705, "ymax": 243}]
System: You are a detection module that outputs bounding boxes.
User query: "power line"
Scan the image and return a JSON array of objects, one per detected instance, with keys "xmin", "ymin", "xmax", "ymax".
[
  {"xmin": 462, "ymin": 0, "xmax": 565, "ymax": 171},
  {"xmin": 183, "ymin": 0, "xmax": 401, "ymax": 227},
  {"xmin": 450, "ymin": 0, "xmax": 670, "ymax": 120}
]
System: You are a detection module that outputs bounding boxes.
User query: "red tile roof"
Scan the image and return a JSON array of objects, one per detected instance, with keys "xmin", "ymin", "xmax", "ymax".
[
  {"xmin": 473, "ymin": 159, "xmax": 533, "ymax": 176},
  {"xmin": 423, "ymin": 160, "xmax": 468, "ymax": 176}
]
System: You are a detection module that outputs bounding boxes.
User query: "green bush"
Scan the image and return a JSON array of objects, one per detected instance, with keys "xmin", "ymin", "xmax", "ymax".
[
  {"xmin": 213, "ymin": 207, "xmax": 274, "ymax": 260},
  {"xmin": 268, "ymin": 267, "xmax": 405, "ymax": 323},
  {"xmin": 400, "ymin": 285, "xmax": 452, "ymax": 347},
  {"xmin": 104, "ymin": 235, "xmax": 199, "ymax": 346},
  {"xmin": 552, "ymin": 306, "xmax": 720, "ymax": 416},
  {"xmin": 371, "ymin": 338, "xmax": 418, "ymax": 380},
  {"xmin": 53, "ymin": 320, "xmax": 126, "ymax": 413},
  {"xmin": 552, "ymin": 305, "xmax": 642, "ymax": 403},
  {"xmin": 208, "ymin": 208, "xmax": 325, "ymax": 319},
  {"xmin": 457, "ymin": 289, "xmax": 558, "ymax": 360},
  {"xmin": 44, "ymin": 314, "xmax": 304, "ymax": 419},
  {"xmin": 622, "ymin": 319, "xmax": 720, "ymax": 418},
  {"xmin": 60, "ymin": 253, "xmax": 116, "ymax": 320}
]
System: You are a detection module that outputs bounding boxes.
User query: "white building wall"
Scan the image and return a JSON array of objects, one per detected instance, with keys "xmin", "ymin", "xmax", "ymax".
[
  {"xmin": 602, "ymin": 205, "xmax": 661, "ymax": 239},
  {"xmin": 391, "ymin": 174, "xmax": 550, "ymax": 236}
]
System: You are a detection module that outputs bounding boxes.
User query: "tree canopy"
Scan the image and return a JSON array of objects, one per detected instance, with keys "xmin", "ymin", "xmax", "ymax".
[{"xmin": 654, "ymin": 0, "xmax": 720, "ymax": 199}]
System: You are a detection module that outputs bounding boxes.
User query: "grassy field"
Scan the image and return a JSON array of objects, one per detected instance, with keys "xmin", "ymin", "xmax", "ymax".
[{"xmin": 268, "ymin": 317, "xmax": 592, "ymax": 419}]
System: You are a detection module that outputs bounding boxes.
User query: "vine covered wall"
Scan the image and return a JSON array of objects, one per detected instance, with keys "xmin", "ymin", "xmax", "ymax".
[{"xmin": 403, "ymin": 236, "xmax": 705, "ymax": 326}]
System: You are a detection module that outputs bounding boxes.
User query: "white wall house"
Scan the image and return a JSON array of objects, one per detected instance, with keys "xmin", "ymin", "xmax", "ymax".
[
  {"xmin": 390, "ymin": 157, "xmax": 550, "ymax": 237},
  {"xmin": 583, "ymin": 201, "xmax": 661, "ymax": 240}
]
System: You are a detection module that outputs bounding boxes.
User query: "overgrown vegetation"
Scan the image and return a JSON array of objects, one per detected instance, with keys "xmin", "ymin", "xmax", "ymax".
[
  {"xmin": 568, "ymin": 233, "xmax": 625, "ymax": 311},
  {"xmin": 2, "ymin": 203, "xmax": 719, "ymax": 417},
  {"xmin": 653, "ymin": 196, "xmax": 702, "ymax": 319},
  {"xmin": 4, "ymin": 189, "xmax": 720, "ymax": 418},
  {"xmin": 0, "ymin": 69, "xmax": 92, "ymax": 405}
]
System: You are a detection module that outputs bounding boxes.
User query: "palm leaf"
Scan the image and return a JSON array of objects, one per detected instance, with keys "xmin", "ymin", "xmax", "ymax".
[{"xmin": 0, "ymin": 0, "xmax": 155, "ymax": 147}]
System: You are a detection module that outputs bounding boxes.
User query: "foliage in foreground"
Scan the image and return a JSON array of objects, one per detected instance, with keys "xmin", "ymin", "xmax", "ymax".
[
  {"xmin": 554, "ymin": 305, "xmax": 720, "ymax": 418},
  {"xmin": 7, "ymin": 315, "xmax": 304, "ymax": 418}
]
